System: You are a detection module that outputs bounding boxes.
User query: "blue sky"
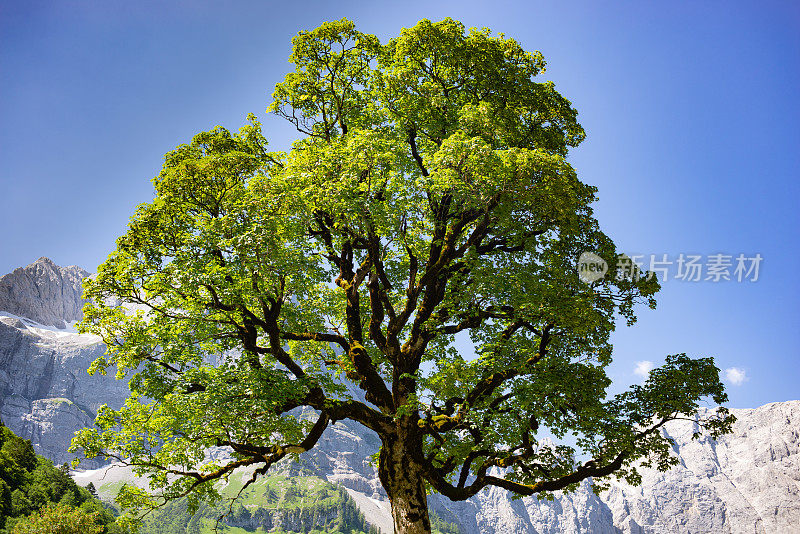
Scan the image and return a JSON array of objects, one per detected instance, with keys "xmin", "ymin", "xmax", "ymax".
[{"xmin": 1, "ymin": 1, "xmax": 797, "ymax": 408}]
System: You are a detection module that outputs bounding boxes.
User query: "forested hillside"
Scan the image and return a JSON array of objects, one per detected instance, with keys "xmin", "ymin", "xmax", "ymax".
[{"xmin": 0, "ymin": 419, "xmax": 119, "ymax": 533}]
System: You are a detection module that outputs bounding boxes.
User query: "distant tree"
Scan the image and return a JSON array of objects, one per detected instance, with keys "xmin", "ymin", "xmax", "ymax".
[{"xmin": 72, "ymin": 17, "xmax": 734, "ymax": 534}]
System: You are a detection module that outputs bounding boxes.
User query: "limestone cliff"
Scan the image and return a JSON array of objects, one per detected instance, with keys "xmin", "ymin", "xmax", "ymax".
[{"xmin": 0, "ymin": 258, "xmax": 128, "ymax": 467}]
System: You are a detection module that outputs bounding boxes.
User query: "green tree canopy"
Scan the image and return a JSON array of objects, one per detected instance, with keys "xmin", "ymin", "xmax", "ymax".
[{"xmin": 72, "ymin": 18, "xmax": 734, "ymax": 534}]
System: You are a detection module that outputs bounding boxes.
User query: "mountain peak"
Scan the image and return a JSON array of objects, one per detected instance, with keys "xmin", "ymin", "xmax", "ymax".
[{"xmin": 0, "ymin": 258, "xmax": 89, "ymax": 328}]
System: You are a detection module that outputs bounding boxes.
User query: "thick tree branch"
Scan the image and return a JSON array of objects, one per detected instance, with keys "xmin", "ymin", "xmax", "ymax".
[
  {"xmin": 281, "ymin": 331, "xmax": 350, "ymax": 353},
  {"xmin": 407, "ymin": 128, "xmax": 429, "ymax": 177}
]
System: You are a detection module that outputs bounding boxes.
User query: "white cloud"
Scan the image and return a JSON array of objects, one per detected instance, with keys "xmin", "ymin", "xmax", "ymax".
[
  {"xmin": 724, "ymin": 367, "xmax": 748, "ymax": 386},
  {"xmin": 634, "ymin": 360, "xmax": 654, "ymax": 379}
]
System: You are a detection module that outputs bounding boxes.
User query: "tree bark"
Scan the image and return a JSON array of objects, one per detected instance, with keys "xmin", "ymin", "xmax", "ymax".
[{"xmin": 378, "ymin": 422, "xmax": 431, "ymax": 534}]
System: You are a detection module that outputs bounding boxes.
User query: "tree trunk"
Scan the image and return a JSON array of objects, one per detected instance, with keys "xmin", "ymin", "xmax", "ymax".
[{"xmin": 378, "ymin": 424, "xmax": 431, "ymax": 534}]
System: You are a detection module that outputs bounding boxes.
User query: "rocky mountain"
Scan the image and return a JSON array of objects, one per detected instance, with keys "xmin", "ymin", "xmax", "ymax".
[
  {"xmin": 0, "ymin": 258, "xmax": 128, "ymax": 467},
  {"xmin": 277, "ymin": 401, "xmax": 800, "ymax": 534},
  {"xmin": 430, "ymin": 401, "xmax": 800, "ymax": 534},
  {"xmin": 0, "ymin": 256, "xmax": 88, "ymax": 329},
  {"xmin": 1, "ymin": 258, "xmax": 798, "ymax": 533}
]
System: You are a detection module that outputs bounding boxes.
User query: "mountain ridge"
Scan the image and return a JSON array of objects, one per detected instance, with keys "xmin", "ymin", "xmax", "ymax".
[{"xmin": 0, "ymin": 258, "xmax": 798, "ymax": 533}]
